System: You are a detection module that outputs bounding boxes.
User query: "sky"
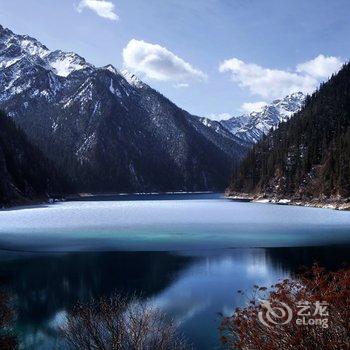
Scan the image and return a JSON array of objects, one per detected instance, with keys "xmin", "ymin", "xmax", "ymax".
[{"xmin": 0, "ymin": 0, "xmax": 349, "ymax": 119}]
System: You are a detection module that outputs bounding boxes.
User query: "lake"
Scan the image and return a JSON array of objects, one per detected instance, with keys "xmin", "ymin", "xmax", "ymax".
[{"xmin": 0, "ymin": 193, "xmax": 349, "ymax": 349}]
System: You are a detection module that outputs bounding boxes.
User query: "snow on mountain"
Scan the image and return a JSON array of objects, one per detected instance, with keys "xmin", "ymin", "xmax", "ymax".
[
  {"xmin": 121, "ymin": 69, "xmax": 145, "ymax": 88},
  {"xmin": 45, "ymin": 51, "xmax": 91, "ymax": 77},
  {"xmin": 0, "ymin": 24, "xmax": 92, "ymax": 78},
  {"xmin": 220, "ymin": 92, "xmax": 306, "ymax": 144},
  {"xmin": 0, "ymin": 24, "xmax": 247, "ymax": 192},
  {"xmin": 194, "ymin": 116, "xmax": 250, "ymax": 149}
]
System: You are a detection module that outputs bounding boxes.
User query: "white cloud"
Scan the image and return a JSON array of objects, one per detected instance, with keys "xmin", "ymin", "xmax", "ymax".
[
  {"xmin": 296, "ymin": 54, "xmax": 343, "ymax": 79},
  {"xmin": 122, "ymin": 39, "xmax": 207, "ymax": 83},
  {"xmin": 207, "ymin": 103, "xmax": 267, "ymax": 121},
  {"xmin": 207, "ymin": 113, "xmax": 232, "ymax": 121},
  {"xmin": 174, "ymin": 83, "xmax": 189, "ymax": 88},
  {"xmin": 219, "ymin": 55, "xmax": 343, "ymax": 99},
  {"xmin": 77, "ymin": 0, "xmax": 118, "ymax": 21},
  {"xmin": 240, "ymin": 101, "xmax": 267, "ymax": 114}
]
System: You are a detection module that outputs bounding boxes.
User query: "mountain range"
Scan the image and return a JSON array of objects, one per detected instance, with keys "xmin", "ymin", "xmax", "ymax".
[
  {"xmin": 0, "ymin": 24, "xmax": 247, "ymax": 197},
  {"xmin": 219, "ymin": 92, "xmax": 306, "ymax": 144},
  {"xmin": 1, "ymin": 24, "xmax": 347, "ymax": 208},
  {"xmin": 228, "ymin": 62, "xmax": 350, "ymax": 208}
]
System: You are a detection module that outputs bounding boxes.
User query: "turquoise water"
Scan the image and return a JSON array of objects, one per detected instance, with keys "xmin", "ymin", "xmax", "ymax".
[
  {"xmin": 0, "ymin": 194, "xmax": 349, "ymax": 251},
  {"xmin": 0, "ymin": 194, "xmax": 349, "ymax": 349}
]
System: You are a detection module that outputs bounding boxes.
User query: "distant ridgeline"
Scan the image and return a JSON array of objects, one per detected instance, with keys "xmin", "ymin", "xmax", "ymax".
[
  {"xmin": 228, "ymin": 62, "xmax": 350, "ymax": 205},
  {"xmin": 0, "ymin": 25, "xmax": 247, "ymax": 196},
  {"xmin": 0, "ymin": 111, "xmax": 68, "ymax": 205}
]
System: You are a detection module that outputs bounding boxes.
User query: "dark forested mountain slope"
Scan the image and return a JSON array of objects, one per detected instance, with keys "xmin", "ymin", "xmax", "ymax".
[
  {"xmin": 228, "ymin": 62, "xmax": 350, "ymax": 206},
  {"xmin": 0, "ymin": 111, "xmax": 66, "ymax": 205},
  {"xmin": 0, "ymin": 25, "xmax": 247, "ymax": 192}
]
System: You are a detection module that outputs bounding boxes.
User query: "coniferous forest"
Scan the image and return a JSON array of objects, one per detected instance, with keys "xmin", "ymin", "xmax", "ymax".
[
  {"xmin": 0, "ymin": 111, "xmax": 69, "ymax": 205},
  {"xmin": 228, "ymin": 62, "xmax": 350, "ymax": 204}
]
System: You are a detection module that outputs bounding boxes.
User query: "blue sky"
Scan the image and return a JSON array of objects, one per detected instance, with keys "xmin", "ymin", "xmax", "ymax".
[{"xmin": 0, "ymin": 0, "xmax": 349, "ymax": 119}]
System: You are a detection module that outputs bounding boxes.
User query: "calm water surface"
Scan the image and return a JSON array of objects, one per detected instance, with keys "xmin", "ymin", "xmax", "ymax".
[{"xmin": 0, "ymin": 194, "xmax": 349, "ymax": 349}]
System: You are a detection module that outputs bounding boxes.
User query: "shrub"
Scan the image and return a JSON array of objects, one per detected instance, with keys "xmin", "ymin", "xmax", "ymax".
[
  {"xmin": 62, "ymin": 294, "xmax": 190, "ymax": 350},
  {"xmin": 220, "ymin": 265, "xmax": 350, "ymax": 350}
]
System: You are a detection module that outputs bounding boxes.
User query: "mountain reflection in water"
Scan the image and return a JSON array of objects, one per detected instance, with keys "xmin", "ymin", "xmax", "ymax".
[{"xmin": 0, "ymin": 245, "xmax": 348, "ymax": 350}]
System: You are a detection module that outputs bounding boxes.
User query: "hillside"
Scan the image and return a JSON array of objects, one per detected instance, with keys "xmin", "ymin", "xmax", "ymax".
[
  {"xmin": 0, "ymin": 111, "xmax": 66, "ymax": 206},
  {"xmin": 227, "ymin": 62, "xmax": 350, "ymax": 209},
  {"xmin": 0, "ymin": 25, "xmax": 247, "ymax": 192}
]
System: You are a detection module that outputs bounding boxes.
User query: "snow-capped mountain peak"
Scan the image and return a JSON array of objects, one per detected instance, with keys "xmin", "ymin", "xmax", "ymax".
[
  {"xmin": 270, "ymin": 91, "xmax": 305, "ymax": 119},
  {"xmin": 121, "ymin": 69, "xmax": 145, "ymax": 88},
  {"xmin": 103, "ymin": 64, "xmax": 119, "ymax": 75},
  {"xmin": 18, "ymin": 36, "xmax": 49, "ymax": 58},
  {"xmin": 220, "ymin": 92, "xmax": 306, "ymax": 144},
  {"xmin": 0, "ymin": 25, "xmax": 92, "ymax": 78},
  {"xmin": 1, "ymin": 26, "xmax": 48, "ymax": 59},
  {"xmin": 45, "ymin": 50, "xmax": 92, "ymax": 77}
]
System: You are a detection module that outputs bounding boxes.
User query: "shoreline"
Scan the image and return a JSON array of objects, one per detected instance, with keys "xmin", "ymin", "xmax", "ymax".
[
  {"xmin": 3, "ymin": 191, "xmax": 349, "ymax": 211},
  {"xmin": 225, "ymin": 192, "xmax": 350, "ymax": 211},
  {"xmin": 67, "ymin": 190, "xmax": 214, "ymax": 198},
  {"xmin": 1, "ymin": 191, "xmax": 217, "ymax": 210}
]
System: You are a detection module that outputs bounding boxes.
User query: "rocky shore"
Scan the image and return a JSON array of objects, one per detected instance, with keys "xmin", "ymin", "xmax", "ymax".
[{"xmin": 225, "ymin": 192, "xmax": 350, "ymax": 211}]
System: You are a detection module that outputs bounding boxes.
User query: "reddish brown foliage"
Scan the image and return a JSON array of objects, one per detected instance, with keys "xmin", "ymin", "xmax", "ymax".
[
  {"xmin": 0, "ymin": 287, "xmax": 17, "ymax": 350},
  {"xmin": 220, "ymin": 265, "xmax": 350, "ymax": 350}
]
